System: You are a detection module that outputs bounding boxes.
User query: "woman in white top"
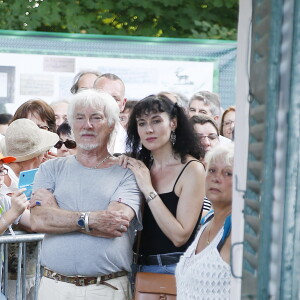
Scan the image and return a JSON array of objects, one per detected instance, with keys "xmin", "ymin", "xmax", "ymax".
[{"xmin": 176, "ymin": 143, "xmax": 234, "ymax": 300}]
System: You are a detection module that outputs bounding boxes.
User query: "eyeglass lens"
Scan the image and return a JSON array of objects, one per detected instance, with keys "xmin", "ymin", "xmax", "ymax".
[{"xmin": 54, "ymin": 140, "xmax": 77, "ymax": 149}]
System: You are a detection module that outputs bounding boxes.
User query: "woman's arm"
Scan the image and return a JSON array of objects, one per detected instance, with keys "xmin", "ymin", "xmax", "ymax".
[
  {"xmin": 148, "ymin": 161, "xmax": 205, "ymax": 246},
  {"xmin": 122, "ymin": 157, "xmax": 205, "ymax": 247},
  {"xmin": 0, "ymin": 189, "xmax": 29, "ymax": 235},
  {"xmin": 220, "ymin": 232, "xmax": 231, "ymax": 264}
]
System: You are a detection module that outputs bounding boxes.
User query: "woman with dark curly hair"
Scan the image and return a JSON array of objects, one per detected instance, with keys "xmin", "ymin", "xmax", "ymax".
[{"xmin": 120, "ymin": 94, "xmax": 206, "ymax": 275}]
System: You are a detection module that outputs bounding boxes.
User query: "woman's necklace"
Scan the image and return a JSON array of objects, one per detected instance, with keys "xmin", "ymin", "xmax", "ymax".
[
  {"xmin": 207, "ymin": 221, "xmax": 214, "ymax": 245},
  {"xmin": 75, "ymin": 154, "xmax": 112, "ymax": 169},
  {"xmin": 206, "ymin": 210, "xmax": 232, "ymax": 244}
]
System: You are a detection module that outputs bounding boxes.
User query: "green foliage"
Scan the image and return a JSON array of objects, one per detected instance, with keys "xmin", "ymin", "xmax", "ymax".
[{"xmin": 0, "ymin": 0, "xmax": 238, "ymax": 40}]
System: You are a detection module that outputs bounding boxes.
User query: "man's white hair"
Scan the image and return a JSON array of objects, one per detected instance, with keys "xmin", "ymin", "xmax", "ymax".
[{"xmin": 68, "ymin": 89, "xmax": 120, "ymax": 142}]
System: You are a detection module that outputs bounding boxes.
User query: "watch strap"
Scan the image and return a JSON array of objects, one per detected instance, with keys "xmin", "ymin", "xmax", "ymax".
[
  {"xmin": 84, "ymin": 212, "xmax": 91, "ymax": 232},
  {"xmin": 145, "ymin": 191, "xmax": 158, "ymax": 204}
]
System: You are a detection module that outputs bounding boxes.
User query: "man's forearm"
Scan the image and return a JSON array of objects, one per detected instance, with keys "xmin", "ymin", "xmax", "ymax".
[
  {"xmin": 31, "ymin": 206, "xmax": 79, "ymax": 233},
  {"xmin": 31, "ymin": 206, "xmax": 131, "ymax": 237}
]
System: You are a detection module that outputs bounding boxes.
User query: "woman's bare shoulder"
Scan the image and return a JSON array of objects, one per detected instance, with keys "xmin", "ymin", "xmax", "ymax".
[{"xmin": 184, "ymin": 156, "xmax": 205, "ymax": 174}]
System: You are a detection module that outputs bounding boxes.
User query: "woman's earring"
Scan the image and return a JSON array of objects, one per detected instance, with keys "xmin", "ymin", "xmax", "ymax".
[{"xmin": 170, "ymin": 130, "xmax": 176, "ymax": 146}]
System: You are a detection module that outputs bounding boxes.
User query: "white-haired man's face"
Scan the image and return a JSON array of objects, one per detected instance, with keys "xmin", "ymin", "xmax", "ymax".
[{"xmin": 72, "ymin": 105, "xmax": 113, "ymax": 151}]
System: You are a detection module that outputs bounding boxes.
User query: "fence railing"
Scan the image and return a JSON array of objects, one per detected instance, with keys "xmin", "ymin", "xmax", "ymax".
[{"xmin": 0, "ymin": 231, "xmax": 44, "ymax": 300}]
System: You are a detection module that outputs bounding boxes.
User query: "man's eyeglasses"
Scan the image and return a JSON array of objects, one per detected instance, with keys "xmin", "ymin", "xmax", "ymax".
[
  {"xmin": 54, "ymin": 140, "xmax": 77, "ymax": 149},
  {"xmin": 197, "ymin": 134, "xmax": 219, "ymax": 142},
  {"xmin": 37, "ymin": 124, "xmax": 49, "ymax": 130},
  {"xmin": 223, "ymin": 120, "xmax": 234, "ymax": 127},
  {"xmin": 0, "ymin": 167, "xmax": 8, "ymax": 176}
]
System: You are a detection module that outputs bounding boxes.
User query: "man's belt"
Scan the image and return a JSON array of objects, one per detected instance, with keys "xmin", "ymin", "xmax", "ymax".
[
  {"xmin": 134, "ymin": 253, "xmax": 182, "ymax": 265},
  {"xmin": 43, "ymin": 268, "xmax": 128, "ymax": 289}
]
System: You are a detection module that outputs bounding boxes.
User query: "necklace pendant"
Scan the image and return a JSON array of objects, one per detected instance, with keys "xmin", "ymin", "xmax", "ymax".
[{"xmin": 207, "ymin": 239, "xmax": 210, "ymax": 245}]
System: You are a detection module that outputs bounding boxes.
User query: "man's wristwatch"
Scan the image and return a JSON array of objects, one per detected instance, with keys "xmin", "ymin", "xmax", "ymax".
[
  {"xmin": 77, "ymin": 212, "xmax": 86, "ymax": 230},
  {"xmin": 145, "ymin": 191, "xmax": 158, "ymax": 204},
  {"xmin": 84, "ymin": 212, "xmax": 91, "ymax": 232}
]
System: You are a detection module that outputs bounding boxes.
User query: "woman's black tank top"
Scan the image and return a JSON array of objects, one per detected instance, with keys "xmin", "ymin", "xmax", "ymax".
[{"xmin": 139, "ymin": 160, "xmax": 201, "ymax": 256}]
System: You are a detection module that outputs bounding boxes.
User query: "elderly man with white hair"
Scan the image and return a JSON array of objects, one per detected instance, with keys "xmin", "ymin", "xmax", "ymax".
[{"xmin": 30, "ymin": 89, "xmax": 142, "ymax": 300}]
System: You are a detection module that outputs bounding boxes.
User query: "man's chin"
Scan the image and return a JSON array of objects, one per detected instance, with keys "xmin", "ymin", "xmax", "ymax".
[{"xmin": 78, "ymin": 143, "xmax": 100, "ymax": 151}]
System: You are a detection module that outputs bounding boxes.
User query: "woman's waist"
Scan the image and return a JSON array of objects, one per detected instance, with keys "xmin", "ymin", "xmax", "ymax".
[{"xmin": 134, "ymin": 252, "xmax": 183, "ymax": 265}]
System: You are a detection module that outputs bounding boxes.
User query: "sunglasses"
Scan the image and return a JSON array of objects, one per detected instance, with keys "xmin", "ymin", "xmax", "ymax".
[{"xmin": 54, "ymin": 140, "xmax": 77, "ymax": 149}]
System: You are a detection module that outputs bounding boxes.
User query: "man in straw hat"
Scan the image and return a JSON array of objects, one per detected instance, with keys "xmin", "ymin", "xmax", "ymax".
[{"xmin": 30, "ymin": 89, "xmax": 142, "ymax": 300}]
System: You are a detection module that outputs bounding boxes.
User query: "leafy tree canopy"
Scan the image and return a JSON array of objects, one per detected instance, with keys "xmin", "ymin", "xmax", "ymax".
[{"xmin": 0, "ymin": 0, "xmax": 238, "ymax": 39}]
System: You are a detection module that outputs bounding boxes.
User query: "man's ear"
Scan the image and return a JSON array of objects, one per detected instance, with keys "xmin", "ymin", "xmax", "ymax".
[
  {"xmin": 120, "ymin": 98, "xmax": 127, "ymax": 113},
  {"xmin": 213, "ymin": 115, "xmax": 219, "ymax": 122},
  {"xmin": 109, "ymin": 123, "xmax": 115, "ymax": 133}
]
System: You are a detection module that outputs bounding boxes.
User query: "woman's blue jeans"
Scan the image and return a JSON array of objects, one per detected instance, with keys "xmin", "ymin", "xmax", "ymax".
[{"xmin": 129, "ymin": 252, "xmax": 182, "ymax": 293}]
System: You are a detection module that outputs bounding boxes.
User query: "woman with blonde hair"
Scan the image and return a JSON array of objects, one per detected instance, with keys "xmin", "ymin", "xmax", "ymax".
[{"xmin": 176, "ymin": 143, "xmax": 234, "ymax": 299}]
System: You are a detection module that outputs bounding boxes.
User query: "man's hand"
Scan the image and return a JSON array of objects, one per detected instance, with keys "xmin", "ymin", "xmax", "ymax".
[
  {"xmin": 30, "ymin": 189, "xmax": 59, "ymax": 208},
  {"xmin": 88, "ymin": 210, "xmax": 130, "ymax": 238}
]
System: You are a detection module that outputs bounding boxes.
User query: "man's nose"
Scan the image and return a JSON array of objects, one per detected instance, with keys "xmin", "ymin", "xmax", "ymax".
[
  {"xmin": 202, "ymin": 137, "xmax": 211, "ymax": 145},
  {"xmin": 84, "ymin": 118, "xmax": 93, "ymax": 128}
]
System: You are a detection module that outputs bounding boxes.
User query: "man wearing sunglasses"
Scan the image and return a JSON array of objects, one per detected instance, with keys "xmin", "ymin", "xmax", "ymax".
[{"xmin": 30, "ymin": 89, "xmax": 142, "ymax": 300}]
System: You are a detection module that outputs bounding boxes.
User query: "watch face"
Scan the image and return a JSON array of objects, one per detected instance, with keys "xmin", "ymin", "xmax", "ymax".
[{"xmin": 78, "ymin": 219, "xmax": 85, "ymax": 228}]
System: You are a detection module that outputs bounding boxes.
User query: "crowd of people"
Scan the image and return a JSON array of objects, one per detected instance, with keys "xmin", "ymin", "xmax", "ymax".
[{"xmin": 0, "ymin": 70, "xmax": 235, "ymax": 300}]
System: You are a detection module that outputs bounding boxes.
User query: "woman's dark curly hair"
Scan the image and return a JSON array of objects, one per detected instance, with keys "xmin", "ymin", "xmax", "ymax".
[{"xmin": 126, "ymin": 94, "xmax": 205, "ymax": 167}]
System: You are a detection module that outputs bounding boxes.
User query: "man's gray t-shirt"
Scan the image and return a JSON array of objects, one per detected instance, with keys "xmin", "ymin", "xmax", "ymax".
[{"xmin": 33, "ymin": 156, "xmax": 142, "ymax": 276}]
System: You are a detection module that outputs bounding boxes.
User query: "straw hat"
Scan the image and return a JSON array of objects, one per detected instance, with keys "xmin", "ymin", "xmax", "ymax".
[
  {"xmin": 5, "ymin": 119, "xmax": 59, "ymax": 162},
  {"xmin": 0, "ymin": 152, "xmax": 16, "ymax": 163}
]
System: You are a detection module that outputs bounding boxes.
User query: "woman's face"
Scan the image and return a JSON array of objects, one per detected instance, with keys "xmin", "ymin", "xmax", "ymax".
[
  {"xmin": 205, "ymin": 157, "xmax": 232, "ymax": 206},
  {"xmin": 222, "ymin": 110, "xmax": 235, "ymax": 140},
  {"xmin": 194, "ymin": 122, "xmax": 219, "ymax": 153},
  {"xmin": 57, "ymin": 134, "xmax": 77, "ymax": 157},
  {"xmin": 136, "ymin": 112, "xmax": 176, "ymax": 152},
  {"xmin": 27, "ymin": 112, "xmax": 49, "ymax": 130}
]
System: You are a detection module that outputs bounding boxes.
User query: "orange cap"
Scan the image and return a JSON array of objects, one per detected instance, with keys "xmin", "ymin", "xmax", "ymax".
[{"xmin": 0, "ymin": 152, "xmax": 16, "ymax": 163}]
